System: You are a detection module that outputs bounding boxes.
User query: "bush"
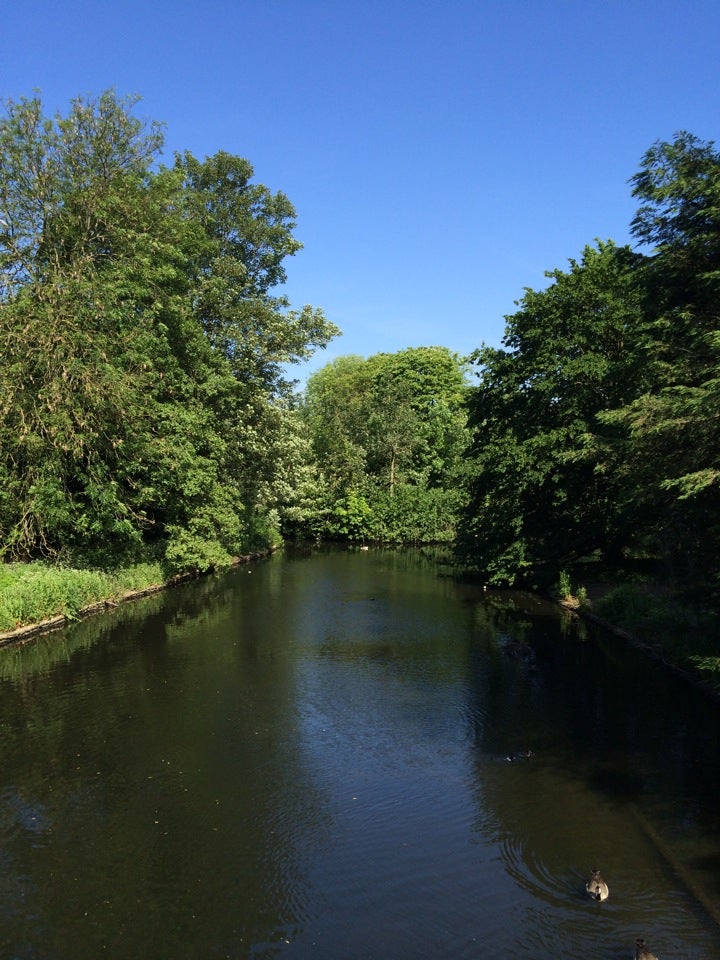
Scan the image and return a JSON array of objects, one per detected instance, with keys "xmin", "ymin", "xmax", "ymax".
[
  {"xmin": 595, "ymin": 583, "xmax": 665, "ymax": 631},
  {"xmin": 366, "ymin": 485, "xmax": 459, "ymax": 545}
]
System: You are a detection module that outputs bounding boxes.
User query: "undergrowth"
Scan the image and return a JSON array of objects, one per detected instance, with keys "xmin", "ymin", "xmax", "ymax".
[
  {"xmin": 594, "ymin": 582, "xmax": 720, "ymax": 689},
  {"xmin": 0, "ymin": 561, "xmax": 166, "ymax": 633}
]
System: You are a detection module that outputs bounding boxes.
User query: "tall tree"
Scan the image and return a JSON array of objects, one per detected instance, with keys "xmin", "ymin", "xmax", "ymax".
[
  {"xmin": 600, "ymin": 132, "xmax": 720, "ymax": 588},
  {"xmin": 0, "ymin": 91, "xmax": 338, "ymax": 569},
  {"xmin": 301, "ymin": 346, "xmax": 470, "ymax": 543},
  {"xmin": 0, "ymin": 92, "xmax": 197, "ymax": 559},
  {"xmin": 364, "ymin": 347, "xmax": 471, "ymax": 492},
  {"xmin": 175, "ymin": 150, "xmax": 336, "ymax": 397},
  {"xmin": 457, "ymin": 241, "xmax": 649, "ymax": 584},
  {"xmin": 300, "ymin": 355, "xmax": 372, "ymax": 497},
  {"xmin": 171, "ymin": 150, "xmax": 339, "ymax": 555}
]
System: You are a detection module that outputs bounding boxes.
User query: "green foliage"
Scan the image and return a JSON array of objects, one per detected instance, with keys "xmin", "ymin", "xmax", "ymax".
[
  {"xmin": 7, "ymin": 87, "xmax": 720, "ymax": 634},
  {"xmin": 630, "ymin": 131, "xmax": 720, "ymax": 259},
  {"xmin": 553, "ymin": 570, "xmax": 589, "ymax": 608},
  {"xmin": 301, "ymin": 355, "xmax": 378, "ymax": 495},
  {"xmin": 174, "ymin": 150, "xmax": 339, "ymax": 397},
  {"xmin": 457, "ymin": 132, "xmax": 720, "ymax": 601},
  {"xmin": 557, "ymin": 571, "xmax": 572, "ymax": 600},
  {"xmin": 594, "ymin": 583, "xmax": 660, "ymax": 627},
  {"xmin": 598, "ymin": 132, "xmax": 720, "ymax": 591},
  {"xmin": 0, "ymin": 560, "xmax": 165, "ymax": 632},
  {"xmin": 299, "ymin": 346, "xmax": 471, "ymax": 544},
  {"xmin": 366, "ymin": 484, "xmax": 460, "ymax": 545},
  {"xmin": 326, "ymin": 494, "xmax": 373, "ymax": 542},
  {"xmin": 163, "ymin": 530, "xmax": 234, "ymax": 576},
  {"xmin": 593, "ymin": 582, "xmax": 714, "ymax": 671},
  {"xmin": 0, "ymin": 90, "xmax": 339, "ymax": 572},
  {"xmin": 457, "ymin": 240, "xmax": 648, "ymax": 584},
  {"xmin": 688, "ymin": 656, "xmax": 720, "ymax": 693}
]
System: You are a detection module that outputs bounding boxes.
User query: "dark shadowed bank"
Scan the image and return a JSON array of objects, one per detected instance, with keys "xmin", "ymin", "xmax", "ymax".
[{"xmin": 554, "ymin": 570, "xmax": 720, "ymax": 701}]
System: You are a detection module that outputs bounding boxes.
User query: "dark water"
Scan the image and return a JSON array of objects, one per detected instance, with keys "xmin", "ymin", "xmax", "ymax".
[{"xmin": 1, "ymin": 547, "xmax": 720, "ymax": 959}]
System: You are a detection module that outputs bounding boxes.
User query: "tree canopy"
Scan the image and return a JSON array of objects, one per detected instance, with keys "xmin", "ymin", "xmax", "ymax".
[
  {"xmin": 299, "ymin": 346, "xmax": 472, "ymax": 544},
  {"xmin": 3, "ymin": 96, "xmax": 719, "ymax": 612},
  {"xmin": 457, "ymin": 131, "xmax": 720, "ymax": 599},
  {"xmin": 0, "ymin": 91, "xmax": 339, "ymax": 569}
]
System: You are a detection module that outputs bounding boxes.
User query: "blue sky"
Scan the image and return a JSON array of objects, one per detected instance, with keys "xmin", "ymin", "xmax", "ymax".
[{"xmin": 3, "ymin": 0, "xmax": 719, "ymax": 384}]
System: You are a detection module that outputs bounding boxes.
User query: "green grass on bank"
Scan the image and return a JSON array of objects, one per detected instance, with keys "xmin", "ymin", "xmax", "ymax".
[
  {"xmin": 553, "ymin": 559, "xmax": 720, "ymax": 693},
  {"xmin": 0, "ymin": 561, "xmax": 167, "ymax": 633},
  {"xmin": 593, "ymin": 582, "xmax": 720, "ymax": 691}
]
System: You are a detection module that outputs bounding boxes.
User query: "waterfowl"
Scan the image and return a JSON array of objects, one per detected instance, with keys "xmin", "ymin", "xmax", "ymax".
[
  {"xmin": 585, "ymin": 868, "xmax": 609, "ymax": 901},
  {"xmin": 504, "ymin": 749, "xmax": 534, "ymax": 762},
  {"xmin": 635, "ymin": 937, "xmax": 659, "ymax": 960}
]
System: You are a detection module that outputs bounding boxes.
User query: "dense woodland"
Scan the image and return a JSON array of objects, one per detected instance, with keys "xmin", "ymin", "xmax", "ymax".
[
  {"xmin": 0, "ymin": 92, "xmax": 339, "ymax": 571},
  {"xmin": 1, "ymin": 93, "xmax": 720, "ymax": 633},
  {"xmin": 458, "ymin": 130, "xmax": 720, "ymax": 609}
]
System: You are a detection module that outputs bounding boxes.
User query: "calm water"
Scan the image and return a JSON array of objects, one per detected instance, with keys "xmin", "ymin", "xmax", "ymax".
[{"xmin": 1, "ymin": 547, "xmax": 720, "ymax": 959}]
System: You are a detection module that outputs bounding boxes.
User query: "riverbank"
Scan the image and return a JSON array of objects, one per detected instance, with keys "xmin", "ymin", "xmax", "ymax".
[
  {"xmin": 556, "ymin": 571, "xmax": 720, "ymax": 698},
  {"xmin": 3, "ymin": 550, "xmax": 719, "ymax": 699},
  {"xmin": 0, "ymin": 552, "xmax": 271, "ymax": 647}
]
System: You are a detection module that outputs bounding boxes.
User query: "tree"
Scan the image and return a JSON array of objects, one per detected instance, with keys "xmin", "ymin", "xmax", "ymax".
[
  {"xmin": 174, "ymin": 150, "xmax": 337, "ymax": 398},
  {"xmin": 456, "ymin": 241, "xmax": 650, "ymax": 584},
  {"xmin": 0, "ymin": 92, "xmax": 197, "ymax": 559},
  {"xmin": 300, "ymin": 346, "xmax": 470, "ymax": 543},
  {"xmin": 169, "ymin": 150, "xmax": 340, "ymax": 558},
  {"xmin": 0, "ymin": 91, "xmax": 338, "ymax": 569},
  {"xmin": 364, "ymin": 347, "xmax": 471, "ymax": 492},
  {"xmin": 599, "ymin": 132, "xmax": 720, "ymax": 589},
  {"xmin": 301, "ymin": 355, "xmax": 374, "ymax": 497}
]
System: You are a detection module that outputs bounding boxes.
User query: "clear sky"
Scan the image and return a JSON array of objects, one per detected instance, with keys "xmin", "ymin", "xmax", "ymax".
[{"xmin": 3, "ymin": 0, "xmax": 719, "ymax": 383}]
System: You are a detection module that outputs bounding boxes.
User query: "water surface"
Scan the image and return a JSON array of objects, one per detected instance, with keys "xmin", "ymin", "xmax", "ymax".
[{"xmin": 1, "ymin": 547, "xmax": 719, "ymax": 958}]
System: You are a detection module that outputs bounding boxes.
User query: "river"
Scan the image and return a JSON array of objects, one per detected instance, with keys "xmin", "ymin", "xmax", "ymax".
[{"xmin": 1, "ymin": 546, "xmax": 719, "ymax": 959}]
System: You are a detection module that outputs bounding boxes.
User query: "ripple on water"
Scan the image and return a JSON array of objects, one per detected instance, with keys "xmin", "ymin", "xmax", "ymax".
[
  {"xmin": 461, "ymin": 751, "xmax": 720, "ymax": 959},
  {"xmin": 0, "ymin": 786, "xmax": 50, "ymax": 844}
]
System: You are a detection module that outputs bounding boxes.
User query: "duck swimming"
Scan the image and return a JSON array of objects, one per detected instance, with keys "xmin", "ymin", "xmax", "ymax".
[
  {"xmin": 504, "ymin": 749, "xmax": 534, "ymax": 762},
  {"xmin": 585, "ymin": 868, "xmax": 609, "ymax": 901},
  {"xmin": 635, "ymin": 938, "xmax": 659, "ymax": 959}
]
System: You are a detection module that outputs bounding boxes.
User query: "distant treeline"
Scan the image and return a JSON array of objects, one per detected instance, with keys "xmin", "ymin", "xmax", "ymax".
[{"xmin": 1, "ymin": 93, "xmax": 719, "ymax": 616}]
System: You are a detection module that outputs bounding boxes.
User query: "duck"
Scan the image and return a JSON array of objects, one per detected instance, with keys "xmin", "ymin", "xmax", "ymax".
[
  {"xmin": 635, "ymin": 938, "xmax": 659, "ymax": 960},
  {"xmin": 504, "ymin": 749, "xmax": 534, "ymax": 762},
  {"xmin": 585, "ymin": 868, "xmax": 609, "ymax": 901}
]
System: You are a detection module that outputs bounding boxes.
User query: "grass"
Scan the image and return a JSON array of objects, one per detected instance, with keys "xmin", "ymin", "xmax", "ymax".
[
  {"xmin": 550, "ymin": 555, "xmax": 720, "ymax": 694},
  {"xmin": 0, "ymin": 560, "xmax": 167, "ymax": 633},
  {"xmin": 587, "ymin": 580, "xmax": 720, "ymax": 691}
]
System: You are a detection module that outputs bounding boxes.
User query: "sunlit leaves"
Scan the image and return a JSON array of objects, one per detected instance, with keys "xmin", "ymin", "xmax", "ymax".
[
  {"xmin": 301, "ymin": 347, "xmax": 471, "ymax": 543},
  {"xmin": 0, "ymin": 90, "xmax": 336, "ymax": 568},
  {"xmin": 175, "ymin": 150, "xmax": 339, "ymax": 396}
]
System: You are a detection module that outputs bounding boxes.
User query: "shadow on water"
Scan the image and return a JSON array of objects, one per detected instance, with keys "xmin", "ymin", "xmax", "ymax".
[
  {"xmin": 0, "ymin": 559, "xmax": 319, "ymax": 959},
  {"xmin": 463, "ymin": 586, "xmax": 720, "ymax": 956},
  {"xmin": 0, "ymin": 547, "xmax": 719, "ymax": 958}
]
